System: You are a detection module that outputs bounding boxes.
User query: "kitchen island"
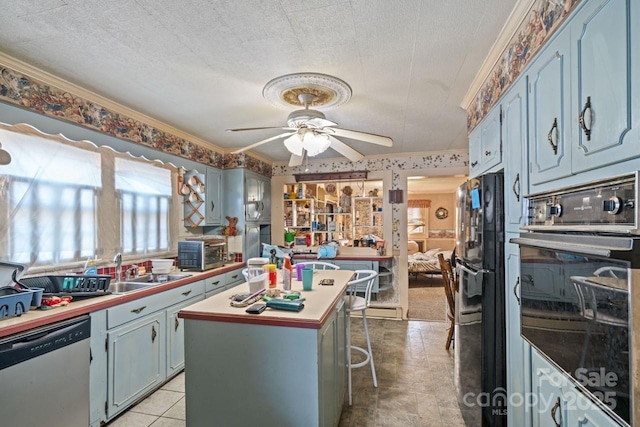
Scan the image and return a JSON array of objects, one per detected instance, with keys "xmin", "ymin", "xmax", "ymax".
[{"xmin": 179, "ymin": 269, "xmax": 355, "ymax": 427}]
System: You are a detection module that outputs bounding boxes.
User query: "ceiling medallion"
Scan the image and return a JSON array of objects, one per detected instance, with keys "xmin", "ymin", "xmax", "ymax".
[{"xmin": 262, "ymin": 72, "xmax": 352, "ymax": 110}]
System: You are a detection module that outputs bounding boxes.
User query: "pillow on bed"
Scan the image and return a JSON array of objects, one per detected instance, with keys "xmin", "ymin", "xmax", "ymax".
[
  {"xmin": 407, "ymin": 240, "xmax": 420, "ymax": 255},
  {"xmin": 424, "ymin": 248, "xmax": 442, "ymax": 257}
]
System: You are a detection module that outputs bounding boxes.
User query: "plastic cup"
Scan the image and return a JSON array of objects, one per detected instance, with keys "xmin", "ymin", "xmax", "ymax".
[
  {"xmin": 295, "ymin": 263, "xmax": 306, "ymax": 281},
  {"xmin": 302, "ymin": 268, "xmax": 313, "ymax": 291}
]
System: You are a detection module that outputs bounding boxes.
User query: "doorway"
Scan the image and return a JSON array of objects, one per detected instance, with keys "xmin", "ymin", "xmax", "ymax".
[{"xmin": 406, "ymin": 175, "xmax": 466, "ymax": 321}]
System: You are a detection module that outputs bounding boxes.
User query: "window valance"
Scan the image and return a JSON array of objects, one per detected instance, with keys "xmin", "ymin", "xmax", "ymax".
[{"xmin": 407, "ymin": 199, "xmax": 431, "ymax": 208}]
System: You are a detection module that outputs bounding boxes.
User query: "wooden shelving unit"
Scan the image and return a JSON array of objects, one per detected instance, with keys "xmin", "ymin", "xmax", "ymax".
[{"xmin": 284, "ymin": 183, "xmax": 384, "ymax": 246}]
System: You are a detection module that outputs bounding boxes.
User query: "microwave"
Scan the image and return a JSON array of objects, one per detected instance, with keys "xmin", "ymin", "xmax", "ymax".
[{"xmin": 178, "ymin": 237, "xmax": 227, "ymax": 271}]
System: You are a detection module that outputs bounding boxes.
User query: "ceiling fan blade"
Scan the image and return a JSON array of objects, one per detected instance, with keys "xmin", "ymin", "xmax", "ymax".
[
  {"xmin": 328, "ymin": 136, "xmax": 365, "ymax": 162},
  {"xmin": 226, "ymin": 126, "xmax": 295, "ymax": 132},
  {"xmin": 231, "ymin": 132, "xmax": 295, "ymax": 154},
  {"xmin": 330, "ymin": 128, "xmax": 393, "ymax": 147},
  {"xmin": 289, "ymin": 152, "xmax": 304, "ymax": 167},
  {"xmin": 306, "ymin": 117, "xmax": 337, "ymax": 128}
]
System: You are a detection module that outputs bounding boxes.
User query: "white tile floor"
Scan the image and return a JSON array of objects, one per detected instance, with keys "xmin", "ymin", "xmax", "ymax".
[
  {"xmin": 106, "ymin": 318, "xmax": 465, "ymax": 427},
  {"xmin": 107, "ymin": 373, "xmax": 186, "ymax": 427}
]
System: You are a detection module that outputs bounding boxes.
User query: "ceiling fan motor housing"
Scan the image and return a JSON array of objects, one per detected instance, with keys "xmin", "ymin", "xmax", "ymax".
[{"xmin": 287, "ymin": 108, "xmax": 326, "ymax": 128}]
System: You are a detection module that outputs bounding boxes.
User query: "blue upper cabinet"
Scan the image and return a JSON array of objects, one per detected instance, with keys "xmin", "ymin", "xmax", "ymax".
[
  {"xmin": 570, "ymin": 0, "xmax": 636, "ymax": 173},
  {"xmin": 244, "ymin": 171, "xmax": 271, "ymax": 223},
  {"xmin": 468, "ymin": 102, "xmax": 502, "ymax": 178},
  {"xmin": 528, "ymin": 0, "xmax": 638, "ymax": 188},
  {"xmin": 468, "ymin": 124, "xmax": 482, "ymax": 177},
  {"xmin": 503, "ymin": 77, "xmax": 528, "ymax": 233},
  {"xmin": 204, "ymin": 167, "xmax": 223, "ymax": 225},
  {"xmin": 480, "ymin": 105, "xmax": 502, "ymax": 171},
  {"xmin": 528, "ymin": 31, "xmax": 572, "ymax": 185}
]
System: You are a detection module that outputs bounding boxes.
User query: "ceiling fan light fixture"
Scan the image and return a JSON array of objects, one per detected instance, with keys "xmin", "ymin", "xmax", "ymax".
[
  {"xmin": 301, "ymin": 132, "xmax": 330, "ymax": 156},
  {"xmin": 283, "ymin": 133, "xmax": 304, "ymax": 156}
]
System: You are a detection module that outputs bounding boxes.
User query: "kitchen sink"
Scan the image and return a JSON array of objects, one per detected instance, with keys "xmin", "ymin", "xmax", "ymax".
[
  {"xmin": 107, "ymin": 281, "xmax": 156, "ymax": 294},
  {"xmin": 108, "ymin": 273, "xmax": 193, "ymax": 294},
  {"xmin": 122, "ymin": 274, "xmax": 155, "ymax": 283}
]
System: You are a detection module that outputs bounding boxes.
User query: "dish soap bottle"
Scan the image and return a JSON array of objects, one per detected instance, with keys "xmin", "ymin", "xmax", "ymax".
[
  {"xmin": 84, "ymin": 258, "xmax": 98, "ymax": 275},
  {"xmin": 282, "ymin": 255, "xmax": 292, "ymax": 291}
]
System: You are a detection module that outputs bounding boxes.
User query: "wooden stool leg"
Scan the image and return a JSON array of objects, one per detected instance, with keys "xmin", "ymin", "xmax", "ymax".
[{"xmin": 445, "ymin": 320, "xmax": 454, "ymax": 350}]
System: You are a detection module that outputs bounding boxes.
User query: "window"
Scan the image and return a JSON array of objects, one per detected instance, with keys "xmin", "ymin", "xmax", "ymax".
[
  {"xmin": 1, "ymin": 129, "xmax": 100, "ymax": 264},
  {"xmin": 115, "ymin": 158, "xmax": 171, "ymax": 255},
  {"xmin": 408, "ymin": 207, "xmax": 426, "ymax": 235},
  {"xmin": 0, "ymin": 125, "xmax": 177, "ymax": 267}
]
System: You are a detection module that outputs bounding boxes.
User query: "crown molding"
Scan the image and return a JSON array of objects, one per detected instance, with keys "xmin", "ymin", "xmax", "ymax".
[
  {"xmin": 0, "ymin": 51, "xmax": 224, "ymax": 153},
  {"xmin": 460, "ymin": 0, "xmax": 536, "ymax": 109}
]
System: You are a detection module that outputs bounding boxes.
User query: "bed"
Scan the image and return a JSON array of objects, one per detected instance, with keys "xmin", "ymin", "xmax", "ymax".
[{"xmin": 408, "ymin": 241, "xmax": 453, "ymax": 279}]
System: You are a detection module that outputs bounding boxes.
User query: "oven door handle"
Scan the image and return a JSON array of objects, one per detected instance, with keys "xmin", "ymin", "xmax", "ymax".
[
  {"xmin": 510, "ymin": 237, "xmax": 621, "ymax": 258},
  {"xmin": 456, "ymin": 263, "xmax": 489, "ymax": 276}
]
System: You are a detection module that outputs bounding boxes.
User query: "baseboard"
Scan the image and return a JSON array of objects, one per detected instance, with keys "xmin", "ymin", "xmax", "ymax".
[{"xmin": 359, "ymin": 306, "xmax": 403, "ymax": 320}]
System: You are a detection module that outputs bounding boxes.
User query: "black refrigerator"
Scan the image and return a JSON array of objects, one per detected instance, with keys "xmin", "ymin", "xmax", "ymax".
[{"xmin": 454, "ymin": 171, "xmax": 506, "ymax": 427}]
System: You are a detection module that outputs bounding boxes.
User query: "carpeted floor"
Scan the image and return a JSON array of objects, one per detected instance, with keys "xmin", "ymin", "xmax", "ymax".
[{"xmin": 408, "ymin": 274, "xmax": 448, "ymax": 322}]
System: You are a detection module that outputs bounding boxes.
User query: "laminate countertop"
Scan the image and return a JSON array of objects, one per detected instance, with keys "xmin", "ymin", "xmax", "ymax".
[
  {"xmin": 0, "ymin": 262, "xmax": 245, "ymax": 338},
  {"xmin": 179, "ymin": 269, "xmax": 355, "ymax": 329}
]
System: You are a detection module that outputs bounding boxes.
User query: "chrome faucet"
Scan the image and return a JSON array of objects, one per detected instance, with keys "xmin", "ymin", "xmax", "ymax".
[
  {"xmin": 113, "ymin": 253, "xmax": 122, "ymax": 283},
  {"xmin": 125, "ymin": 264, "xmax": 139, "ymax": 281}
]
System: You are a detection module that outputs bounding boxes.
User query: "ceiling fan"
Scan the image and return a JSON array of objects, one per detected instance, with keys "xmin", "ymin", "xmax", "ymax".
[{"xmin": 228, "ymin": 90, "xmax": 393, "ymax": 167}]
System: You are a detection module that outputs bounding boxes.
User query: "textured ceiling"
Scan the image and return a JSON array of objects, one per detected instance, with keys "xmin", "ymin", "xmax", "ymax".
[{"xmin": 0, "ymin": 0, "xmax": 518, "ymax": 163}]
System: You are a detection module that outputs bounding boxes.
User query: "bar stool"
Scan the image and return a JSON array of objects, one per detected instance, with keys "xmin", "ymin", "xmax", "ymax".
[{"xmin": 345, "ymin": 270, "xmax": 378, "ymax": 405}]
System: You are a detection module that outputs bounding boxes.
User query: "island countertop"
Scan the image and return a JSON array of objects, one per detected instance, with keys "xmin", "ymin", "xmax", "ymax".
[{"xmin": 178, "ymin": 269, "xmax": 355, "ymax": 329}]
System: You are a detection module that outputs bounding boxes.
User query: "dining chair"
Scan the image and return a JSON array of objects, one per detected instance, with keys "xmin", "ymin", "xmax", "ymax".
[
  {"xmin": 299, "ymin": 261, "xmax": 340, "ymax": 270},
  {"xmin": 437, "ymin": 253, "xmax": 456, "ymax": 350},
  {"xmin": 345, "ymin": 269, "xmax": 378, "ymax": 405}
]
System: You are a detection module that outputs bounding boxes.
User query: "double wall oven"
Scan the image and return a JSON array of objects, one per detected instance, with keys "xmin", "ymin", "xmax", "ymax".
[{"xmin": 511, "ymin": 173, "xmax": 639, "ymax": 426}]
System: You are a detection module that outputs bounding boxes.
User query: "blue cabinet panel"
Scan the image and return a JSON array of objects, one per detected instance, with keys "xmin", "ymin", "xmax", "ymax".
[{"xmin": 528, "ymin": 32, "xmax": 572, "ymax": 185}]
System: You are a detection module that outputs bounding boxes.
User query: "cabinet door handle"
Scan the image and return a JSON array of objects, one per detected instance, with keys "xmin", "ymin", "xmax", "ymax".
[
  {"xmin": 514, "ymin": 277, "xmax": 520, "ymax": 305},
  {"xmin": 471, "ymin": 161, "xmax": 478, "ymax": 167},
  {"xmin": 512, "ymin": 173, "xmax": 520, "ymax": 202},
  {"xmin": 174, "ymin": 317, "xmax": 179, "ymax": 331},
  {"xmin": 547, "ymin": 118, "xmax": 558, "ymax": 155},
  {"xmin": 231, "ymin": 274, "xmax": 238, "ymax": 279},
  {"xmin": 550, "ymin": 397, "xmax": 561, "ymax": 427},
  {"xmin": 212, "ymin": 281, "xmax": 220, "ymax": 285},
  {"xmin": 151, "ymin": 325, "xmax": 157, "ymax": 343},
  {"xmin": 181, "ymin": 290, "xmax": 192, "ymax": 296},
  {"xmin": 485, "ymin": 150, "xmax": 491, "ymax": 156},
  {"xmin": 131, "ymin": 306, "xmax": 146, "ymax": 314},
  {"xmin": 578, "ymin": 96, "xmax": 592, "ymax": 141},
  {"xmin": 210, "ymin": 201, "xmax": 215, "ymax": 212}
]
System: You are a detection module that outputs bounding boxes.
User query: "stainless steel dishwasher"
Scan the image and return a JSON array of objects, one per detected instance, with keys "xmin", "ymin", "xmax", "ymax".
[{"xmin": 0, "ymin": 315, "xmax": 91, "ymax": 426}]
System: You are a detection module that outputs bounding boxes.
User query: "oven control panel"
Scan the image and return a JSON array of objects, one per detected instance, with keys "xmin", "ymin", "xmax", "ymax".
[{"xmin": 525, "ymin": 173, "xmax": 637, "ymax": 231}]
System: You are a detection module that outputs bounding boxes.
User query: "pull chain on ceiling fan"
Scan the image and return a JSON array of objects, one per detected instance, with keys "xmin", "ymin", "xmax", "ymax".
[{"xmin": 228, "ymin": 73, "xmax": 393, "ymax": 166}]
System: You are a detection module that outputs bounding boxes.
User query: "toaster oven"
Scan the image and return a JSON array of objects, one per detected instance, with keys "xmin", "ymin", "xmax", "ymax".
[{"xmin": 178, "ymin": 237, "xmax": 227, "ymax": 271}]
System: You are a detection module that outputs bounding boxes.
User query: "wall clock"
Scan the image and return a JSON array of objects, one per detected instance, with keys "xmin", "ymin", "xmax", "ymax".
[{"xmin": 435, "ymin": 207, "xmax": 448, "ymax": 220}]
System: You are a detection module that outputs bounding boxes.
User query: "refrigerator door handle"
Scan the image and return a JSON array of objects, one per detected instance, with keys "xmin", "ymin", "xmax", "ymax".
[{"xmin": 456, "ymin": 263, "xmax": 490, "ymax": 276}]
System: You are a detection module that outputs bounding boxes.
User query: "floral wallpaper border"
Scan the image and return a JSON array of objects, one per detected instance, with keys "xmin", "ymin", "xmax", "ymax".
[
  {"xmin": 467, "ymin": 0, "xmax": 581, "ymax": 132},
  {"xmin": 0, "ymin": 63, "xmax": 271, "ymax": 176}
]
